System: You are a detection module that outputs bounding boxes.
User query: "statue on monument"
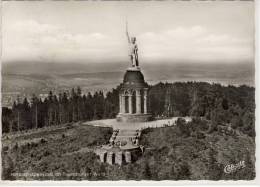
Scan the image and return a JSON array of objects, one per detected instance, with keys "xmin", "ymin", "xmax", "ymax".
[{"xmin": 126, "ymin": 21, "xmax": 139, "ymax": 68}]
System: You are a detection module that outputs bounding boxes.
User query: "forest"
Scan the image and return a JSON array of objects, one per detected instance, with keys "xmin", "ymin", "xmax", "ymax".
[
  {"xmin": 2, "ymin": 82, "xmax": 255, "ymax": 138},
  {"xmin": 1, "ymin": 81, "xmax": 255, "ymax": 180}
]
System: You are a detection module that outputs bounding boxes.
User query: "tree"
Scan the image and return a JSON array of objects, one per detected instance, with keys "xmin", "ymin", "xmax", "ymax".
[
  {"xmin": 2, "ymin": 107, "xmax": 13, "ymax": 133},
  {"xmin": 60, "ymin": 92, "xmax": 69, "ymax": 123},
  {"xmin": 31, "ymin": 94, "xmax": 39, "ymax": 129},
  {"xmin": 85, "ymin": 92, "xmax": 94, "ymax": 120}
]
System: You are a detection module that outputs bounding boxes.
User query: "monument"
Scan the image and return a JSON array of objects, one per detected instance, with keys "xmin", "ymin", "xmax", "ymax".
[
  {"xmin": 116, "ymin": 22, "xmax": 152, "ymax": 122},
  {"xmin": 95, "ymin": 22, "xmax": 152, "ymax": 165}
]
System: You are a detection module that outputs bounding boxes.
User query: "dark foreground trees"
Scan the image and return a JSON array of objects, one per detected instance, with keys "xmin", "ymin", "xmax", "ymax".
[
  {"xmin": 2, "ymin": 87, "xmax": 119, "ymax": 133},
  {"xmin": 148, "ymin": 82, "xmax": 255, "ymax": 137}
]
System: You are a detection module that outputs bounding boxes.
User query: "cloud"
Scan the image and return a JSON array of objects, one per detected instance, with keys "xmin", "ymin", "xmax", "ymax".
[
  {"xmin": 138, "ymin": 26, "xmax": 253, "ymax": 62},
  {"xmin": 3, "ymin": 21, "xmax": 253, "ymax": 63},
  {"xmin": 12, "ymin": 20, "xmax": 59, "ymax": 35},
  {"xmin": 3, "ymin": 20, "xmax": 125, "ymax": 62}
]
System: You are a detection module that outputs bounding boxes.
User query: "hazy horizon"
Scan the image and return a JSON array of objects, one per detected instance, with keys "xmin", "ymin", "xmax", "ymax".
[{"xmin": 2, "ymin": 61, "xmax": 255, "ymax": 87}]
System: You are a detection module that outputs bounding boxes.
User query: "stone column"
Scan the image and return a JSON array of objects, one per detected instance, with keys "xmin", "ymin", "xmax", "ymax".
[
  {"xmin": 135, "ymin": 138, "xmax": 139, "ymax": 146},
  {"xmin": 121, "ymin": 94, "xmax": 126, "ymax": 114},
  {"xmin": 125, "ymin": 151, "xmax": 132, "ymax": 163},
  {"xmin": 100, "ymin": 151, "xmax": 107, "ymax": 163},
  {"xmin": 119, "ymin": 94, "xmax": 122, "ymax": 113},
  {"xmin": 107, "ymin": 152, "xmax": 114, "ymax": 165},
  {"xmin": 115, "ymin": 151, "xmax": 123, "ymax": 165},
  {"xmin": 144, "ymin": 89, "xmax": 148, "ymax": 114},
  {"xmin": 136, "ymin": 90, "xmax": 141, "ymax": 114},
  {"xmin": 128, "ymin": 94, "xmax": 133, "ymax": 114}
]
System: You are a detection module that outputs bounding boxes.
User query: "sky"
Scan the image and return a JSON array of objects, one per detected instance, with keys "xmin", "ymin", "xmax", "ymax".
[{"xmin": 2, "ymin": 1, "xmax": 255, "ymax": 65}]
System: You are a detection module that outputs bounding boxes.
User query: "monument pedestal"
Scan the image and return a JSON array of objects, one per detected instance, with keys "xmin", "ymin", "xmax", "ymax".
[
  {"xmin": 127, "ymin": 66, "xmax": 140, "ymax": 71},
  {"xmin": 117, "ymin": 68, "xmax": 152, "ymax": 123},
  {"xmin": 117, "ymin": 113, "xmax": 152, "ymax": 123}
]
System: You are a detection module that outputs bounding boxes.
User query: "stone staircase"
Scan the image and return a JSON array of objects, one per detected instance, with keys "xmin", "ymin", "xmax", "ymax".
[
  {"xmin": 109, "ymin": 129, "xmax": 141, "ymax": 147},
  {"xmin": 95, "ymin": 129, "xmax": 143, "ymax": 165}
]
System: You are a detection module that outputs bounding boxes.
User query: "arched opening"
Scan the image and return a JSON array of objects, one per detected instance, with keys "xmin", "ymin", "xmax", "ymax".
[
  {"xmin": 132, "ymin": 90, "xmax": 136, "ymax": 114},
  {"xmin": 104, "ymin": 152, "xmax": 107, "ymax": 163},
  {"xmin": 125, "ymin": 95, "xmax": 129, "ymax": 113},
  {"xmin": 140, "ymin": 89, "xmax": 144, "ymax": 113},
  {"xmin": 124, "ymin": 90, "xmax": 129, "ymax": 113},
  {"xmin": 112, "ymin": 153, "xmax": 115, "ymax": 164}
]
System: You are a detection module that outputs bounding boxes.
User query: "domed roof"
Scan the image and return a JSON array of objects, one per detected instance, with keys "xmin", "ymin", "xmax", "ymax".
[{"xmin": 123, "ymin": 70, "xmax": 145, "ymax": 84}]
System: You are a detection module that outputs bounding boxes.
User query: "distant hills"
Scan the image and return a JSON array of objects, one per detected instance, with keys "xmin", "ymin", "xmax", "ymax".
[{"xmin": 2, "ymin": 61, "xmax": 255, "ymax": 96}]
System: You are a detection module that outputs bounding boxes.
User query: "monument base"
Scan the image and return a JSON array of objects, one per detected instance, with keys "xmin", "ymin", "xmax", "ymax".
[
  {"xmin": 116, "ymin": 113, "xmax": 153, "ymax": 123},
  {"xmin": 127, "ymin": 66, "xmax": 141, "ymax": 71}
]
